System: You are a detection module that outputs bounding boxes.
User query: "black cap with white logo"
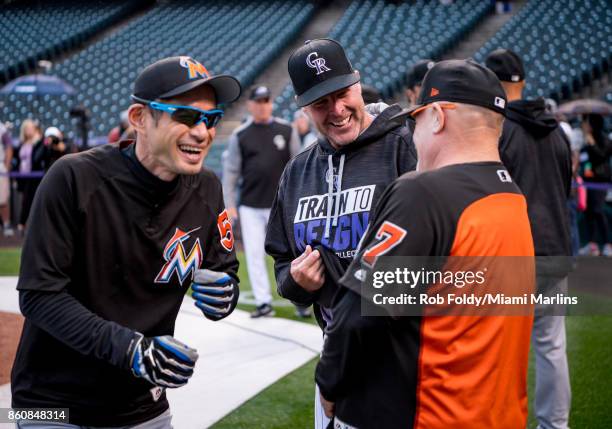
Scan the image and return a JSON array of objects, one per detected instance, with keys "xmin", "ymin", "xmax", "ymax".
[
  {"xmin": 288, "ymin": 38, "xmax": 360, "ymax": 107},
  {"xmin": 406, "ymin": 59, "xmax": 435, "ymax": 89},
  {"xmin": 249, "ymin": 85, "xmax": 271, "ymax": 101},
  {"xmin": 132, "ymin": 56, "xmax": 242, "ymax": 104},
  {"xmin": 406, "ymin": 59, "xmax": 507, "ymax": 117},
  {"xmin": 485, "ymin": 48, "xmax": 525, "ymax": 83}
]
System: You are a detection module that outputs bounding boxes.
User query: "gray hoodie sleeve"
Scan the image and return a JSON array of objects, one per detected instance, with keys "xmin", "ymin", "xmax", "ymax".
[
  {"xmin": 222, "ymin": 132, "xmax": 242, "ymax": 209},
  {"xmin": 365, "ymin": 102, "xmax": 389, "ymax": 116}
]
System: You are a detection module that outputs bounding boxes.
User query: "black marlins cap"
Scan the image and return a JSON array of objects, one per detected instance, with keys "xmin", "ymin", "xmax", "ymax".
[
  {"xmin": 249, "ymin": 85, "xmax": 271, "ymax": 101},
  {"xmin": 406, "ymin": 59, "xmax": 435, "ymax": 89},
  {"xmin": 485, "ymin": 48, "xmax": 525, "ymax": 82},
  {"xmin": 406, "ymin": 59, "xmax": 507, "ymax": 117},
  {"xmin": 288, "ymin": 38, "xmax": 360, "ymax": 107},
  {"xmin": 132, "ymin": 56, "xmax": 241, "ymax": 104}
]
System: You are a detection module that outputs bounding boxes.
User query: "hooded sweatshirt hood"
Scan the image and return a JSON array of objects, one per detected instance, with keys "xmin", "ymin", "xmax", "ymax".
[
  {"xmin": 316, "ymin": 104, "xmax": 408, "ymax": 155},
  {"xmin": 506, "ymin": 98, "xmax": 558, "ymax": 138},
  {"xmin": 499, "ymin": 97, "xmax": 572, "ymax": 258}
]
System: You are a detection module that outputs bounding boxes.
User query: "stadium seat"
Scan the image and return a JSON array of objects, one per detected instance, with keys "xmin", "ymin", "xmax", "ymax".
[
  {"xmin": 474, "ymin": 0, "xmax": 611, "ymax": 101},
  {"xmin": 0, "ymin": 0, "xmax": 147, "ymax": 84},
  {"xmin": 274, "ymin": 0, "xmax": 493, "ymax": 121},
  {"xmin": 1, "ymin": 0, "xmax": 315, "ymax": 142}
]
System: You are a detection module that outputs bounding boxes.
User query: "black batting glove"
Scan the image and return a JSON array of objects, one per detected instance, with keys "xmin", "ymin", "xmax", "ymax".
[
  {"xmin": 191, "ymin": 269, "xmax": 239, "ymax": 321},
  {"xmin": 127, "ymin": 333, "xmax": 198, "ymax": 388}
]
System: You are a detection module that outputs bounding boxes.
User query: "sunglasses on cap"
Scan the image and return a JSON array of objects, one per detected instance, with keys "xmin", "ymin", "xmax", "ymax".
[
  {"xmin": 410, "ymin": 102, "xmax": 456, "ymax": 118},
  {"xmin": 134, "ymin": 97, "xmax": 224, "ymax": 128}
]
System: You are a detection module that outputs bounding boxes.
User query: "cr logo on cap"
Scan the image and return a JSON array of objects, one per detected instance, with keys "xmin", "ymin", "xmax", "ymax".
[
  {"xmin": 179, "ymin": 56, "xmax": 209, "ymax": 80},
  {"xmin": 306, "ymin": 52, "xmax": 331, "ymax": 75}
]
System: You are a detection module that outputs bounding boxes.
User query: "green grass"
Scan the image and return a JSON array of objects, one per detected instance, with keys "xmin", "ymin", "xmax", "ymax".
[
  {"xmin": 0, "ymin": 247, "xmax": 20, "ymax": 275},
  {"xmin": 214, "ymin": 315, "xmax": 612, "ymax": 429},
  {"xmin": 3, "ymin": 248, "xmax": 609, "ymax": 427},
  {"xmin": 564, "ymin": 316, "xmax": 612, "ymax": 427},
  {"xmin": 210, "ymin": 359, "xmax": 317, "ymax": 429},
  {"xmin": 526, "ymin": 315, "xmax": 612, "ymax": 428}
]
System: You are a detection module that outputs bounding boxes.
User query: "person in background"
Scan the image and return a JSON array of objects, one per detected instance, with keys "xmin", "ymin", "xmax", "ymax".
[
  {"xmin": 293, "ymin": 110, "xmax": 318, "ymax": 149},
  {"xmin": 579, "ymin": 113, "xmax": 612, "ymax": 256},
  {"xmin": 569, "ymin": 142, "xmax": 587, "ymax": 257},
  {"xmin": 16, "ymin": 119, "xmax": 44, "ymax": 232},
  {"xmin": 223, "ymin": 85, "xmax": 303, "ymax": 318},
  {"xmin": 0, "ymin": 121, "xmax": 14, "ymax": 236},
  {"xmin": 405, "ymin": 59, "xmax": 435, "ymax": 107},
  {"xmin": 107, "ymin": 110, "xmax": 131, "ymax": 144},
  {"xmin": 40, "ymin": 126, "xmax": 76, "ymax": 172},
  {"xmin": 360, "ymin": 84, "xmax": 382, "ymax": 104},
  {"xmin": 486, "ymin": 48, "xmax": 573, "ymax": 429}
]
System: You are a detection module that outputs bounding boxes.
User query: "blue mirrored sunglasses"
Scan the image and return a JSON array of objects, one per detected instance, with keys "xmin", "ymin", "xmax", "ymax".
[{"xmin": 145, "ymin": 100, "xmax": 224, "ymax": 129}]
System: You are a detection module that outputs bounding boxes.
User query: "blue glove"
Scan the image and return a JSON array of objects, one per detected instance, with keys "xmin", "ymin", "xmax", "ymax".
[
  {"xmin": 128, "ymin": 333, "xmax": 198, "ymax": 388},
  {"xmin": 191, "ymin": 269, "xmax": 239, "ymax": 321}
]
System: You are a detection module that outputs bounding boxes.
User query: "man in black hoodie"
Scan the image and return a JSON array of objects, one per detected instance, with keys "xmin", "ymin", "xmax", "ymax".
[
  {"xmin": 486, "ymin": 49, "xmax": 572, "ymax": 429},
  {"xmin": 265, "ymin": 38, "xmax": 417, "ymax": 429}
]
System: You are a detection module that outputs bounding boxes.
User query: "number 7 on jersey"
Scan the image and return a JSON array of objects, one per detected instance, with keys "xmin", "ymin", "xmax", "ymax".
[{"xmin": 362, "ymin": 221, "xmax": 407, "ymax": 267}]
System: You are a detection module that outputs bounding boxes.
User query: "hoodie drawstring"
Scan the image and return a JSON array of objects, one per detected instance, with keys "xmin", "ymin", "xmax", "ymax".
[
  {"xmin": 333, "ymin": 154, "xmax": 345, "ymax": 227},
  {"xmin": 324, "ymin": 154, "xmax": 345, "ymax": 240},
  {"xmin": 324, "ymin": 155, "xmax": 333, "ymax": 240}
]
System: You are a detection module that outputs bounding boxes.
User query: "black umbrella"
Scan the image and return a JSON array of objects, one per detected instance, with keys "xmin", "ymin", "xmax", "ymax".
[{"xmin": 0, "ymin": 74, "xmax": 76, "ymax": 95}]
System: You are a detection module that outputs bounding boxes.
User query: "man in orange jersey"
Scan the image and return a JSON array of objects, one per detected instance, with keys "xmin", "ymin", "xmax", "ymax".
[{"xmin": 316, "ymin": 60, "xmax": 535, "ymax": 428}]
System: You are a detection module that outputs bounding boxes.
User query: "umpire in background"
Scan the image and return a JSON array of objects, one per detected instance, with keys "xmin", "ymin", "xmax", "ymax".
[
  {"xmin": 222, "ymin": 85, "xmax": 303, "ymax": 318},
  {"xmin": 11, "ymin": 56, "xmax": 242, "ymax": 428},
  {"xmin": 486, "ymin": 48, "xmax": 573, "ymax": 429}
]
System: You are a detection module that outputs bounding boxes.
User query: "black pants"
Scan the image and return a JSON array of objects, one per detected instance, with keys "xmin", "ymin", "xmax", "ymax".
[
  {"xmin": 18, "ymin": 178, "xmax": 41, "ymax": 226},
  {"xmin": 586, "ymin": 189, "xmax": 610, "ymax": 245}
]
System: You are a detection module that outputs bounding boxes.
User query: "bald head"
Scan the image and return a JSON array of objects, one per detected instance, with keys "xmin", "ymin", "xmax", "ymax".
[
  {"xmin": 453, "ymin": 103, "xmax": 504, "ymax": 134},
  {"xmin": 412, "ymin": 102, "xmax": 504, "ymax": 171}
]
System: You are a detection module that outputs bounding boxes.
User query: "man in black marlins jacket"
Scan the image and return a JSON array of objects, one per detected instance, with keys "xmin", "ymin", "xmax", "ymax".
[
  {"xmin": 264, "ymin": 38, "xmax": 417, "ymax": 429},
  {"xmin": 12, "ymin": 57, "xmax": 242, "ymax": 428}
]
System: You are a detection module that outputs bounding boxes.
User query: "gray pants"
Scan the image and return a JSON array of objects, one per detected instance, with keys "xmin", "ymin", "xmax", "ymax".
[
  {"xmin": 532, "ymin": 277, "xmax": 571, "ymax": 429},
  {"xmin": 16, "ymin": 409, "xmax": 173, "ymax": 429}
]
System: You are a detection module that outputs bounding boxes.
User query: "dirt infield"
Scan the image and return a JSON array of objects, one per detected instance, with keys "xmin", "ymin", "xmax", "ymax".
[{"xmin": 0, "ymin": 311, "xmax": 23, "ymax": 384}]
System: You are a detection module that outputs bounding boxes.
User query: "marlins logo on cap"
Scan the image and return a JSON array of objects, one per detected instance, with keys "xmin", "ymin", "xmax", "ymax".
[
  {"xmin": 132, "ymin": 56, "xmax": 241, "ymax": 104},
  {"xmin": 179, "ymin": 56, "xmax": 210, "ymax": 80}
]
